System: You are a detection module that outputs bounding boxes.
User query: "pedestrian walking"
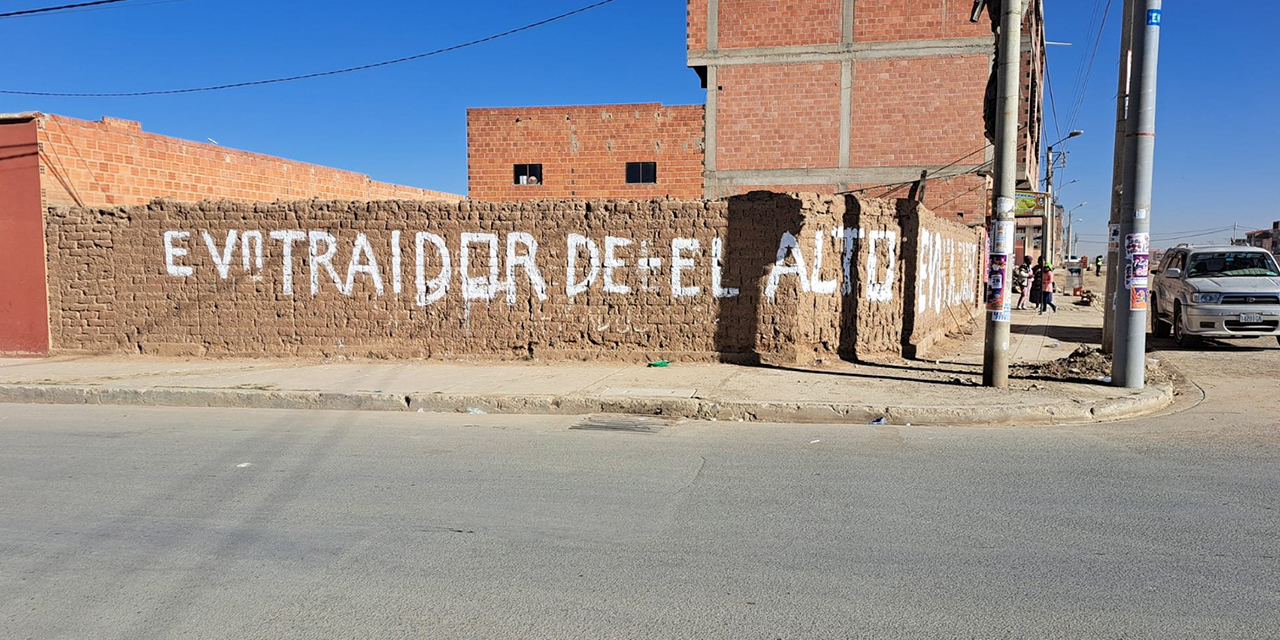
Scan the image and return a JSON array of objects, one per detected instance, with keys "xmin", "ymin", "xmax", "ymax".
[
  {"xmin": 1094, "ymin": 255, "xmax": 1103, "ymax": 276},
  {"xmin": 1014, "ymin": 255, "xmax": 1033, "ymax": 310},
  {"xmin": 1039, "ymin": 262, "xmax": 1057, "ymax": 314}
]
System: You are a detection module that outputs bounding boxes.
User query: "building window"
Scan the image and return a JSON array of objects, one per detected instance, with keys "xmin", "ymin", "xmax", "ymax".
[
  {"xmin": 513, "ymin": 164, "xmax": 543, "ymax": 185},
  {"xmin": 625, "ymin": 162, "xmax": 657, "ymax": 184}
]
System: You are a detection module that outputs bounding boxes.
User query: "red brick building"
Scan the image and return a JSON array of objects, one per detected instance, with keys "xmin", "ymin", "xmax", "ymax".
[
  {"xmin": 468, "ymin": 0, "xmax": 1045, "ymax": 220},
  {"xmin": 0, "ymin": 112, "xmax": 461, "ymax": 355},
  {"xmin": 467, "ymin": 104, "xmax": 705, "ymax": 201}
]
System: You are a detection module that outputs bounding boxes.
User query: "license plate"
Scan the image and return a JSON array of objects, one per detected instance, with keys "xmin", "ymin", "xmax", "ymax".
[{"xmin": 1240, "ymin": 314, "xmax": 1264, "ymax": 323}]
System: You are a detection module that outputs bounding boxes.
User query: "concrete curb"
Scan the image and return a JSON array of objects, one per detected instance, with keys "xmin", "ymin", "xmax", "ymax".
[{"xmin": 0, "ymin": 382, "xmax": 1175, "ymax": 426}]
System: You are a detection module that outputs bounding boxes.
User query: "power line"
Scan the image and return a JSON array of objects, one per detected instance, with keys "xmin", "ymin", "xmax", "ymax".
[
  {"xmin": 1043, "ymin": 62, "xmax": 1064, "ymax": 146},
  {"xmin": 0, "ymin": 0, "xmax": 624, "ymax": 97},
  {"xmin": 2, "ymin": 0, "xmax": 192, "ymax": 19},
  {"xmin": 1063, "ymin": 0, "xmax": 1114, "ymax": 132},
  {"xmin": 0, "ymin": 0, "xmax": 133, "ymax": 19},
  {"xmin": 837, "ymin": 124, "xmax": 1033, "ymax": 197}
]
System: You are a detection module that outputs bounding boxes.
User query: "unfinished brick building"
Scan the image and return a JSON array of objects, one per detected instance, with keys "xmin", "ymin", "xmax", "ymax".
[
  {"xmin": 0, "ymin": 112, "xmax": 461, "ymax": 355},
  {"xmin": 468, "ymin": 0, "xmax": 1045, "ymax": 219}
]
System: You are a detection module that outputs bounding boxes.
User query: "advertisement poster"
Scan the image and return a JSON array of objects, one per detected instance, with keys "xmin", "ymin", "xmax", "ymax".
[
  {"xmin": 1133, "ymin": 254, "xmax": 1150, "ymax": 278},
  {"xmin": 1108, "ymin": 224, "xmax": 1121, "ymax": 250},
  {"xmin": 1125, "ymin": 232, "xmax": 1150, "ymax": 258},
  {"xmin": 986, "ymin": 254, "xmax": 1008, "ymax": 312},
  {"xmin": 1131, "ymin": 286, "xmax": 1149, "ymax": 311},
  {"xmin": 994, "ymin": 221, "xmax": 1015, "ymax": 255}
]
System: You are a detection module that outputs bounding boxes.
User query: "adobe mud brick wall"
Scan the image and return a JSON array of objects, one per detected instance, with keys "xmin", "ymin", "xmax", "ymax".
[
  {"xmin": 45, "ymin": 193, "xmax": 980, "ymax": 363},
  {"xmin": 467, "ymin": 104, "xmax": 704, "ymax": 202},
  {"xmin": 901, "ymin": 203, "xmax": 985, "ymax": 358}
]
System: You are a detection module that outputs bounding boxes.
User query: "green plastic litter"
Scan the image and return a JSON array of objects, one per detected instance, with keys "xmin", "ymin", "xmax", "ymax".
[{"xmin": 647, "ymin": 360, "xmax": 670, "ymax": 368}]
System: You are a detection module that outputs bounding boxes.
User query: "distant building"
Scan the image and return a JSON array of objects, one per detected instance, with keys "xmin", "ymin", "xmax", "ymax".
[
  {"xmin": 1245, "ymin": 222, "xmax": 1279, "ymax": 256},
  {"xmin": 468, "ymin": 0, "xmax": 1047, "ymax": 221}
]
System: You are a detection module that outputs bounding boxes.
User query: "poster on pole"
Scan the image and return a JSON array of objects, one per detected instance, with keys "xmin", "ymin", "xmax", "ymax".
[
  {"xmin": 1125, "ymin": 232, "xmax": 1150, "ymax": 258},
  {"xmin": 1131, "ymin": 287, "xmax": 1149, "ymax": 311},
  {"xmin": 986, "ymin": 254, "xmax": 1009, "ymax": 319},
  {"xmin": 1108, "ymin": 224, "xmax": 1121, "ymax": 251},
  {"xmin": 994, "ymin": 220, "xmax": 1015, "ymax": 255}
]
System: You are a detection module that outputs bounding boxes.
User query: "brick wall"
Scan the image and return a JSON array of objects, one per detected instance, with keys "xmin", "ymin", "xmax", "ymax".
[
  {"xmin": 849, "ymin": 173, "xmax": 990, "ymax": 225},
  {"xmin": 716, "ymin": 63, "xmax": 843, "ymax": 171},
  {"xmin": 849, "ymin": 55, "xmax": 990, "ymax": 167},
  {"xmin": 852, "ymin": 0, "xmax": 991, "ymax": 42},
  {"xmin": 45, "ymin": 193, "xmax": 980, "ymax": 363},
  {"xmin": 467, "ymin": 104, "xmax": 705, "ymax": 202},
  {"xmin": 902, "ymin": 202, "xmax": 984, "ymax": 357},
  {"xmin": 35, "ymin": 114, "xmax": 462, "ymax": 209},
  {"xmin": 718, "ymin": 0, "xmax": 844, "ymax": 49},
  {"xmin": 688, "ymin": 0, "xmax": 708, "ymax": 51}
]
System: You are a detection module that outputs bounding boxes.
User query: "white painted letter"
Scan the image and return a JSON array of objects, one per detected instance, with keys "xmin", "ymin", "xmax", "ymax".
[
  {"xmin": 712, "ymin": 237, "xmax": 739, "ymax": 298},
  {"xmin": 308, "ymin": 231, "xmax": 347, "ymax": 296},
  {"xmin": 460, "ymin": 232, "xmax": 500, "ymax": 301},
  {"xmin": 810, "ymin": 229, "xmax": 839, "ymax": 295},
  {"xmin": 841, "ymin": 227, "xmax": 860, "ymax": 295},
  {"xmin": 865, "ymin": 229, "xmax": 897, "ymax": 302},
  {"xmin": 270, "ymin": 230, "xmax": 305, "ymax": 295},
  {"xmin": 602, "ymin": 236, "xmax": 632, "ymax": 295},
  {"xmin": 345, "ymin": 232, "xmax": 385, "ymax": 296},
  {"xmin": 566, "ymin": 234, "xmax": 601, "ymax": 297},
  {"xmin": 505, "ymin": 232, "xmax": 547, "ymax": 303},
  {"xmin": 240, "ymin": 230, "xmax": 264, "ymax": 281},
  {"xmin": 391, "ymin": 230, "xmax": 403, "ymax": 295},
  {"xmin": 202, "ymin": 230, "xmax": 238, "ymax": 280},
  {"xmin": 414, "ymin": 232, "xmax": 450, "ymax": 306},
  {"xmin": 163, "ymin": 230, "xmax": 193, "ymax": 277},
  {"xmin": 764, "ymin": 231, "xmax": 810, "ymax": 300},
  {"xmin": 670, "ymin": 238, "xmax": 701, "ymax": 298}
]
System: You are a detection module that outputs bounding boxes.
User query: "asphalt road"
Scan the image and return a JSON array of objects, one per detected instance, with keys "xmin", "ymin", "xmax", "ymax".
[{"xmin": 1, "ymin": 342, "xmax": 1278, "ymax": 639}]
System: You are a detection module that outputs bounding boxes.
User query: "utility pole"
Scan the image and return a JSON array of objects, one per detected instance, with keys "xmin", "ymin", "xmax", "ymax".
[
  {"xmin": 1044, "ymin": 148, "xmax": 1057, "ymax": 263},
  {"xmin": 1102, "ymin": 0, "xmax": 1138, "ymax": 353},
  {"xmin": 983, "ymin": 0, "xmax": 1021, "ymax": 389},
  {"xmin": 1112, "ymin": 0, "xmax": 1162, "ymax": 389}
]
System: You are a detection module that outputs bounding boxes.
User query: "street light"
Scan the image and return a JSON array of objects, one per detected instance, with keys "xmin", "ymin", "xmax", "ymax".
[
  {"xmin": 1065, "ymin": 203, "xmax": 1087, "ymax": 258},
  {"xmin": 1043, "ymin": 130, "xmax": 1084, "ymax": 263}
]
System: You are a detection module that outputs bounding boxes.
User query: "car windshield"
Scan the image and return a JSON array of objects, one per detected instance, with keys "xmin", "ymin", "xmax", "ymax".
[{"xmin": 1185, "ymin": 251, "xmax": 1280, "ymax": 278}]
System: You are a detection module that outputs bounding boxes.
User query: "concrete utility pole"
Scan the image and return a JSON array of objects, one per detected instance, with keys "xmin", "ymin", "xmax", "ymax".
[
  {"xmin": 1102, "ymin": 0, "xmax": 1138, "ymax": 353},
  {"xmin": 1044, "ymin": 147, "xmax": 1056, "ymax": 263},
  {"xmin": 983, "ymin": 0, "xmax": 1022, "ymax": 389},
  {"xmin": 1112, "ymin": 0, "xmax": 1162, "ymax": 389}
]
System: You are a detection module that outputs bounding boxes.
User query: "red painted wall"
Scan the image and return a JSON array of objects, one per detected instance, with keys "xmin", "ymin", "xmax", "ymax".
[{"xmin": 0, "ymin": 121, "xmax": 50, "ymax": 355}]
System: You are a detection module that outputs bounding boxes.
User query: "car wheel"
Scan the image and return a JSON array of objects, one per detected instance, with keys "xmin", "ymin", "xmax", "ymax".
[
  {"xmin": 1173, "ymin": 304, "xmax": 1201, "ymax": 348},
  {"xmin": 1151, "ymin": 297, "xmax": 1171, "ymax": 338}
]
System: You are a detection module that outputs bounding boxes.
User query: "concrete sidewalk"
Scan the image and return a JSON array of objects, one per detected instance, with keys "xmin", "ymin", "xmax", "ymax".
[{"xmin": 0, "ymin": 299, "xmax": 1172, "ymax": 425}]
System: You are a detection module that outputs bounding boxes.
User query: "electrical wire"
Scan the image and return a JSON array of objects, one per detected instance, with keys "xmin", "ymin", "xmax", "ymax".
[
  {"xmin": 0, "ymin": 0, "xmax": 624, "ymax": 96},
  {"xmin": 0, "ymin": 0, "xmax": 133, "ymax": 19},
  {"xmin": 1063, "ymin": 0, "xmax": 1113, "ymax": 132},
  {"xmin": 2, "ymin": 0, "xmax": 192, "ymax": 19},
  {"xmin": 837, "ymin": 124, "xmax": 1031, "ymax": 197}
]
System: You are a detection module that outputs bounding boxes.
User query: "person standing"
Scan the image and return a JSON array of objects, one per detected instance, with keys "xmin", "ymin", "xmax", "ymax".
[
  {"xmin": 1039, "ymin": 261, "xmax": 1057, "ymax": 314},
  {"xmin": 1014, "ymin": 256, "xmax": 1033, "ymax": 310},
  {"xmin": 1095, "ymin": 255, "xmax": 1103, "ymax": 276}
]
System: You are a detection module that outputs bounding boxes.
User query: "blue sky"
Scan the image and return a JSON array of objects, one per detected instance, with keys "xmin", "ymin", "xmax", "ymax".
[{"xmin": 3, "ymin": 0, "xmax": 1276, "ymax": 256}]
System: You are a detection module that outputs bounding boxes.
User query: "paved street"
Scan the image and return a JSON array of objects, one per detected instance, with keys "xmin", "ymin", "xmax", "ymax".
[{"xmin": 2, "ymin": 336, "xmax": 1278, "ymax": 639}]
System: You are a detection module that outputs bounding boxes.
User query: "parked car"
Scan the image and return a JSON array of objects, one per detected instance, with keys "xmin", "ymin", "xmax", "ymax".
[{"xmin": 1151, "ymin": 245, "xmax": 1280, "ymax": 347}]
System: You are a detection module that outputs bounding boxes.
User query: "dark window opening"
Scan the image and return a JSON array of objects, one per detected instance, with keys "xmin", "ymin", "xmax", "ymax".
[
  {"xmin": 625, "ymin": 162, "xmax": 657, "ymax": 184},
  {"xmin": 513, "ymin": 164, "xmax": 543, "ymax": 186}
]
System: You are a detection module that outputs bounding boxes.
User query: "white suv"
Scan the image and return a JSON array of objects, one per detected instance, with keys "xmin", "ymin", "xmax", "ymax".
[{"xmin": 1151, "ymin": 245, "xmax": 1280, "ymax": 346}]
